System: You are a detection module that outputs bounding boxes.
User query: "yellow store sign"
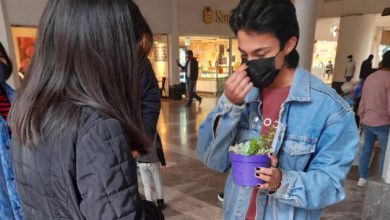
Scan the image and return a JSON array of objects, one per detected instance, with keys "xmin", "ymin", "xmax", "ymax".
[{"xmin": 203, "ymin": 6, "xmax": 229, "ymax": 25}]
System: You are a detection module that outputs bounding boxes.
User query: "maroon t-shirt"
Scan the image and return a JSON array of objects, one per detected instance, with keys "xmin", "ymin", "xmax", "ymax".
[
  {"xmin": 245, "ymin": 87, "xmax": 290, "ymax": 220},
  {"xmin": 0, "ymin": 93, "xmax": 10, "ymax": 120}
]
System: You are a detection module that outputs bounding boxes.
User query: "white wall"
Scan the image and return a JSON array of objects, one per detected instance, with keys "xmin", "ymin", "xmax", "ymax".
[
  {"xmin": 134, "ymin": 0, "xmax": 172, "ymax": 34},
  {"xmin": 4, "ymin": 0, "xmax": 46, "ymax": 26},
  {"xmin": 321, "ymin": 0, "xmax": 390, "ymax": 18},
  {"xmin": 333, "ymin": 14, "xmax": 376, "ymax": 82},
  {"xmin": 315, "ymin": 17, "xmax": 340, "ymax": 41}
]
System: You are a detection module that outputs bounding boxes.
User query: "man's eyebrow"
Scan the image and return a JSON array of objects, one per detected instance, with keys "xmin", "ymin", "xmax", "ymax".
[{"xmin": 238, "ymin": 47, "xmax": 270, "ymax": 54}]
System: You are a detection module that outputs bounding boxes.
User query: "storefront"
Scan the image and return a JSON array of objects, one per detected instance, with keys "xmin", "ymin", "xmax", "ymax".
[{"xmin": 178, "ymin": 36, "xmax": 240, "ymax": 94}]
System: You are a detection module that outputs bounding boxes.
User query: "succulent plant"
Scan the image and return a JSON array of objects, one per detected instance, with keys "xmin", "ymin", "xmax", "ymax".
[{"xmin": 229, "ymin": 130, "xmax": 275, "ymax": 156}]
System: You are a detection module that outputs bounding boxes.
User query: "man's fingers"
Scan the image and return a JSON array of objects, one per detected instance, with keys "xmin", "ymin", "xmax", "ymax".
[
  {"xmin": 228, "ymin": 64, "xmax": 248, "ymax": 82},
  {"xmin": 257, "ymin": 183, "xmax": 269, "ymax": 190},
  {"xmin": 268, "ymin": 153, "xmax": 278, "ymax": 168},
  {"xmin": 255, "ymin": 173, "xmax": 271, "ymax": 182},
  {"xmin": 239, "ymin": 82, "xmax": 253, "ymax": 98}
]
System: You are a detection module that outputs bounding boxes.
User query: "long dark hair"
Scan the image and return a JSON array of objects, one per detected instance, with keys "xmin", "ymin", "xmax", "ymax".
[
  {"xmin": 130, "ymin": 1, "xmax": 153, "ymax": 61},
  {"xmin": 230, "ymin": 0, "xmax": 300, "ymax": 68},
  {"xmin": 0, "ymin": 41, "xmax": 13, "ymax": 80},
  {"xmin": 9, "ymin": 0, "xmax": 151, "ymax": 153}
]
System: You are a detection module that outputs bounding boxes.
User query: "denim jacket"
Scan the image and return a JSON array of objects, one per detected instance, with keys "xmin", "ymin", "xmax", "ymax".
[
  {"xmin": 197, "ymin": 67, "xmax": 359, "ymax": 220},
  {"xmin": 0, "ymin": 83, "xmax": 23, "ymax": 220}
]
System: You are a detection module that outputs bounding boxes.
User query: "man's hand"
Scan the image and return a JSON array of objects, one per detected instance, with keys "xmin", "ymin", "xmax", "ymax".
[
  {"xmin": 224, "ymin": 64, "xmax": 253, "ymax": 105},
  {"xmin": 161, "ymin": 165, "xmax": 167, "ymax": 173},
  {"xmin": 131, "ymin": 150, "xmax": 140, "ymax": 158},
  {"xmin": 254, "ymin": 153, "xmax": 282, "ymax": 191}
]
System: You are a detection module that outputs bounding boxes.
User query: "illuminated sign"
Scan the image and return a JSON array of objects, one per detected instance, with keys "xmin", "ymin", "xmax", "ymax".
[{"xmin": 203, "ymin": 6, "xmax": 230, "ymax": 25}]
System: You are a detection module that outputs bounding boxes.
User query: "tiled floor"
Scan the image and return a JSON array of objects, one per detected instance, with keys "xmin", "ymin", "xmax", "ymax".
[{"xmin": 138, "ymin": 95, "xmax": 379, "ymax": 220}]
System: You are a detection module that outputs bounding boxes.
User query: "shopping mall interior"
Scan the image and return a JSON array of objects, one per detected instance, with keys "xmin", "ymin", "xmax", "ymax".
[{"xmin": 1, "ymin": 0, "xmax": 390, "ymax": 219}]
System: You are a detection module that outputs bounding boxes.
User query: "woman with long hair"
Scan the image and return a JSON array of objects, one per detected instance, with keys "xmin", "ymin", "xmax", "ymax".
[{"xmin": 9, "ymin": 0, "xmax": 162, "ymax": 219}]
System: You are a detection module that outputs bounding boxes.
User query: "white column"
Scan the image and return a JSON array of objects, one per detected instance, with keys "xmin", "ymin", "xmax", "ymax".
[
  {"xmin": 0, "ymin": 0, "xmax": 20, "ymax": 89},
  {"xmin": 332, "ymin": 14, "xmax": 376, "ymax": 83},
  {"xmin": 294, "ymin": 0, "xmax": 318, "ymax": 70},
  {"xmin": 168, "ymin": 0, "xmax": 180, "ymax": 90},
  {"xmin": 383, "ymin": 130, "xmax": 390, "ymax": 184}
]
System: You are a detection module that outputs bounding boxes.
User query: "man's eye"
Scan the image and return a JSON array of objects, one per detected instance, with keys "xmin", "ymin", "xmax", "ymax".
[{"xmin": 256, "ymin": 54, "xmax": 266, "ymax": 59}]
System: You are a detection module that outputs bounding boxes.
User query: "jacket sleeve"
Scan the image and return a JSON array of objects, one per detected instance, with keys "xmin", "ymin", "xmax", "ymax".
[
  {"xmin": 141, "ymin": 59, "xmax": 161, "ymax": 140},
  {"xmin": 155, "ymin": 133, "xmax": 166, "ymax": 166},
  {"xmin": 196, "ymin": 93, "xmax": 245, "ymax": 173},
  {"xmin": 271, "ymin": 110, "xmax": 359, "ymax": 209},
  {"xmin": 76, "ymin": 118, "xmax": 145, "ymax": 220}
]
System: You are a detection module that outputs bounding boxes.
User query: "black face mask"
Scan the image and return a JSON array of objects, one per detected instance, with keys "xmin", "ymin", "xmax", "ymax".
[{"xmin": 244, "ymin": 52, "xmax": 282, "ymax": 88}]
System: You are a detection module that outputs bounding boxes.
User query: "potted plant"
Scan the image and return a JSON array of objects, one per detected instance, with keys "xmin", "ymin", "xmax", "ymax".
[{"xmin": 228, "ymin": 132, "xmax": 274, "ymax": 187}]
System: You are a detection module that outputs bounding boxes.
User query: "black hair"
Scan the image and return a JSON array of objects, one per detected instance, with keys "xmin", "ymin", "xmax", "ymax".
[
  {"xmin": 129, "ymin": 1, "xmax": 153, "ymax": 62},
  {"xmin": 186, "ymin": 50, "xmax": 193, "ymax": 57},
  {"xmin": 383, "ymin": 51, "xmax": 390, "ymax": 68},
  {"xmin": 230, "ymin": 0, "xmax": 300, "ymax": 68},
  {"xmin": 9, "ymin": 0, "xmax": 151, "ymax": 153},
  {"xmin": 0, "ymin": 41, "xmax": 13, "ymax": 80}
]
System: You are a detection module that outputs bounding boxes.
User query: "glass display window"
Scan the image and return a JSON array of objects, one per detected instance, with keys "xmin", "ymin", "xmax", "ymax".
[
  {"xmin": 179, "ymin": 36, "xmax": 241, "ymax": 94},
  {"xmin": 148, "ymin": 34, "xmax": 169, "ymax": 95}
]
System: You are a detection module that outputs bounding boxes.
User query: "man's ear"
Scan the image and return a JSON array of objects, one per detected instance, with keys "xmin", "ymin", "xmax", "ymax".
[{"xmin": 284, "ymin": 36, "xmax": 298, "ymax": 55}]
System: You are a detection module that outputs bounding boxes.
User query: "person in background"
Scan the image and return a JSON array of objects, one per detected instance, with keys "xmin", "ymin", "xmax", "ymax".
[
  {"xmin": 129, "ymin": 1, "xmax": 167, "ymax": 211},
  {"xmin": 177, "ymin": 50, "xmax": 202, "ymax": 107},
  {"xmin": 0, "ymin": 42, "xmax": 23, "ymax": 220},
  {"xmin": 359, "ymin": 54, "xmax": 374, "ymax": 81},
  {"xmin": 138, "ymin": 133, "xmax": 167, "ymax": 210},
  {"xmin": 357, "ymin": 51, "xmax": 390, "ymax": 187},
  {"xmin": 8, "ymin": 0, "xmax": 163, "ymax": 219},
  {"xmin": 345, "ymin": 54, "xmax": 356, "ymax": 82},
  {"xmin": 197, "ymin": 0, "xmax": 359, "ymax": 219},
  {"xmin": 324, "ymin": 60, "xmax": 333, "ymax": 80}
]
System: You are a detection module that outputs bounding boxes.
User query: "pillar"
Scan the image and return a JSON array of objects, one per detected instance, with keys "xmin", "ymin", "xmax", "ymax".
[
  {"xmin": 294, "ymin": 0, "xmax": 318, "ymax": 70},
  {"xmin": 332, "ymin": 14, "xmax": 376, "ymax": 86},
  {"xmin": 168, "ymin": 0, "xmax": 180, "ymax": 91}
]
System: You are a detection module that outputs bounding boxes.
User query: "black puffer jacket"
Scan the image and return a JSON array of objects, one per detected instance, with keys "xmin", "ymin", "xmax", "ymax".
[{"xmin": 11, "ymin": 108, "xmax": 158, "ymax": 220}]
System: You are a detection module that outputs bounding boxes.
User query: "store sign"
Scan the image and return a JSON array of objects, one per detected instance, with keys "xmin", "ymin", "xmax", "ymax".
[
  {"xmin": 203, "ymin": 6, "xmax": 213, "ymax": 24},
  {"xmin": 203, "ymin": 6, "xmax": 230, "ymax": 25}
]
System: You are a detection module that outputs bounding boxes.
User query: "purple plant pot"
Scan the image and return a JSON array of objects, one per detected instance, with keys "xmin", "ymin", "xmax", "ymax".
[{"xmin": 229, "ymin": 153, "xmax": 270, "ymax": 187}]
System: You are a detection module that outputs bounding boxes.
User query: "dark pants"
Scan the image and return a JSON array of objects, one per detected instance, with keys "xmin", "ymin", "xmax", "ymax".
[
  {"xmin": 186, "ymin": 79, "xmax": 201, "ymax": 105},
  {"xmin": 346, "ymin": 76, "xmax": 353, "ymax": 82}
]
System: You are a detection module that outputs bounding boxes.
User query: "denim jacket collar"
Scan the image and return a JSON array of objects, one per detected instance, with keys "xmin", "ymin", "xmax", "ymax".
[{"xmin": 245, "ymin": 67, "xmax": 311, "ymax": 103}]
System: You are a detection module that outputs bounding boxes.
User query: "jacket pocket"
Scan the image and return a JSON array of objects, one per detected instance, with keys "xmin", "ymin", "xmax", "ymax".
[{"xmin": 279, "ymin": 135, "xmax": 317, "ymax": 171}]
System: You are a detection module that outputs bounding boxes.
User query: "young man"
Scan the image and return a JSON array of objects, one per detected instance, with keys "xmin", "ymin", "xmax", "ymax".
[
  {"xmin": 357, "ymin": 51, "xmax": 390, "ymax": 187},
  {"xmin": 345, "ymin": 55, "xmax": 356, "ymax": 82},
  {"xmin": 177, "ymin": 50, "xmax": 202, "ymax": 107},
  {"xmin": 197, "ymin": 0, "xmax": 359, "ymax": 219}
]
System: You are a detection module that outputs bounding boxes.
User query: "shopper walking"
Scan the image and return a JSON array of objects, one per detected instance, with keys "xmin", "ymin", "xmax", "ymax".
[
  {"xmin": 357, "ymin": 51, "xmax": 390, "ymax": 187},
  {"xmin": 177, "ymin": 50, "xmax": 202, "ymax": 107},
  {"xmin": 345, "ymin": 55, "xmax": 356, "ymax": 82},
  {"xmin": 359, "ymin": 54, "xmax": 374, "ymax": 81},
  {"xmin": 197, "ymin": 0, "xmax": 359, "ymax": 219}
]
